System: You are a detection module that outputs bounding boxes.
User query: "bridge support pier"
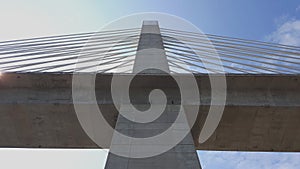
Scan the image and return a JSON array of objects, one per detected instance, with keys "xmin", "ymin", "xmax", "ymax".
[
  {"xmin": 104, "ymin": 21, "xmax": 201, "ymax": 169},
  {"xmin": 104, "ymin": 105, "xmax": 202, "ymax": 169}
]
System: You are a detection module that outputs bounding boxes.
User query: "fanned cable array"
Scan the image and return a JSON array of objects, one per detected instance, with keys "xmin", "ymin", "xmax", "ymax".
[
  {"xmin": 0, "ymin": 28, "xmax": 140, "ymax": 73},
  {"xmin": 0, "ymin": 27, "xmax": 299, "ymax": 74},
  {"xmin": 161, "ymin": 28, "xmax": 300, "ymax": 74}
]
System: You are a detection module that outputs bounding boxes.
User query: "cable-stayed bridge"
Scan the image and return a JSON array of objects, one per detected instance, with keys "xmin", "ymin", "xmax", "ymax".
[
  {"xmin": 0, "ymin": 25, "xmax": 299, "ymax": 74},
  {"xmin": 0, "ymin": 21, "xmax": 299, "ymax": 169}
]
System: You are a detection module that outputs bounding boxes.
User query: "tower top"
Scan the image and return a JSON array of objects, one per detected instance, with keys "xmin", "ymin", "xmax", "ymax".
[
  {"xmin": 143, "ymin": 20, "xmax": 159, "ymax": 26},
  {"xmin": 141, "ymin": 20, "xmax": 160, "ymax": 34}
]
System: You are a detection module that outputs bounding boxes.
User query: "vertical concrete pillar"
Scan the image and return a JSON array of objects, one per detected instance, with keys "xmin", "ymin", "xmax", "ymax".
[
  {"xmin": 133, "ymin": 20, "xmax": 170, "ymax": 74},
  {"xmin": 105, "ymin": 21, "xmax": 201, "ymax": 169}
]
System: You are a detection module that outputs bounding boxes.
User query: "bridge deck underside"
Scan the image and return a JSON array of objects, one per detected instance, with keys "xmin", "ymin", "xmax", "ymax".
[{"xmin": 0, "ymin": 73, "xmax": 299, "ymax": 152}]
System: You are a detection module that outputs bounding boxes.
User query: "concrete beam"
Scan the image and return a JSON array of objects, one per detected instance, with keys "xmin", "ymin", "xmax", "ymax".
[{"xmin": 0, "ymin": 73, "xmax": 299, "ymax": 152}]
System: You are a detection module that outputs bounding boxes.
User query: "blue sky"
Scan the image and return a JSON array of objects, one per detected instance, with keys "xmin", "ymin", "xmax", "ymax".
[
  {"xmin": 0, "ymin": 0, "xmax": 300, "ymax": 44},
  {"xmin": 0, "ymin": 0, "xmax": 300, "ymax": 169},
  {"xmin": 198, "ymin": 151, "xmax": 300, "ymax": 169}
]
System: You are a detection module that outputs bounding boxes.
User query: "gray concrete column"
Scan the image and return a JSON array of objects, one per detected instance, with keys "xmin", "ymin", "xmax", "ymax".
[
  {"xmin": 133, "ymin": 20, "xmax": 170, "ymax": 74},
  {"xmin": 104, "ymin": 21, "xmax": 201, "ymax": 169}
]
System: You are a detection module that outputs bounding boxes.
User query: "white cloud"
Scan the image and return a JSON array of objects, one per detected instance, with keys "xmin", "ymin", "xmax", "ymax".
[
  {"xmin": 296, "ymin": 5, "xmax": 300, "ymax": 12},
  {"xmin": 267, "ymin": 18, "xmax": 300, "ymax": 46}
]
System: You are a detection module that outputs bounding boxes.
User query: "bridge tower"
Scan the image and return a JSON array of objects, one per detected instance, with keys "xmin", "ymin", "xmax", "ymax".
[{"xmin": 104, "ymin": 21, "xmax": 202, "ymax": 169}]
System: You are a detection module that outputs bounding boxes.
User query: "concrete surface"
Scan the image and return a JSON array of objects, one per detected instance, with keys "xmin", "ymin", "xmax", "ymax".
[
  {"xmin": 104, "ymin": 20, "xmax": 201, "ymax": 169},
  {"xmin": 0, "ymin": 73, "xmax": 299, "ymax": 152}
]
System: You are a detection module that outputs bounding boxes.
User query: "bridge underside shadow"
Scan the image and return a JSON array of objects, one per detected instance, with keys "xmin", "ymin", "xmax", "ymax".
[{"xmin": 0, "ymin": 73, "xmax": 299, "ymax": 152}]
